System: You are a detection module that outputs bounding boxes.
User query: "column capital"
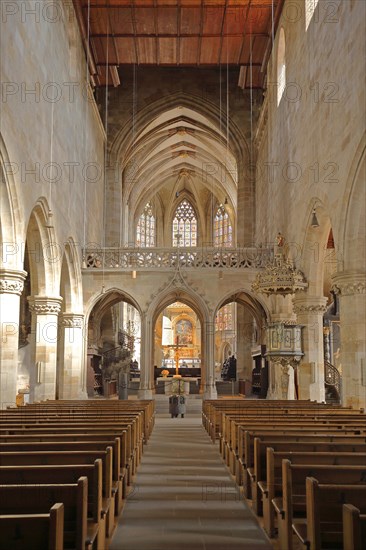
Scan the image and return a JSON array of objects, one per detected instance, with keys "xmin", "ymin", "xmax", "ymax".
[
  {"xmin": 331, "ymin": 271, "xmax": 366, "ymax": 296},
  {"xmin": 0, "ymin": 268, "xmax": 27, "ymax": 296},
  {"xmin": 27, "ymin": 295, "xmax": 63, "ymax": 315},
  {"xmin": 292, "ymin": 295, "xmax": 328, "ymax": 314},
  {"xmin": 60, "ymin": 313, "xmax": 85, "ymax": 328}
]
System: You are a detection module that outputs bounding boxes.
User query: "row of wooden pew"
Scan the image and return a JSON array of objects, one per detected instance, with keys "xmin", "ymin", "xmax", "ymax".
[
  {"xmin": 202, "ymin": 399, "xmax": 366, "ymax": 549},
  {"xmin": 0, "ymin": 399, "xmax": 155, "ymax": 550}
]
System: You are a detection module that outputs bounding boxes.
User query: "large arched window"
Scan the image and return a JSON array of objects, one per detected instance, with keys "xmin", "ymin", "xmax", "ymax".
[
  {"xmin": 172, "ymin": 199, "xmax": 197, "ymax": 247},
  {"xmin": 214, "ymin": 204, "xmax": 233, "ymax": 247},
  {"xmin": 277, "ymin": 28, "xmax": 286, "ymax": 105},
  {"xmin": 136, "ymin": 202, "xmax": 155, "ymax": 247}
]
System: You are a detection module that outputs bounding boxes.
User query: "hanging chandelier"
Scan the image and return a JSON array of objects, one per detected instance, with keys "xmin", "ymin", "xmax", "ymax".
[{"xmin": 251, "ymin": 233, "xmax": 308, "ymax": 297}]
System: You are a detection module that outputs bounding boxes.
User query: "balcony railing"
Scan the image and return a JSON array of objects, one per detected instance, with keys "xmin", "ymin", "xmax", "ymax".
[{"xmin": 82, "ymin": 246, "xmax": 272, "ymax": 270}]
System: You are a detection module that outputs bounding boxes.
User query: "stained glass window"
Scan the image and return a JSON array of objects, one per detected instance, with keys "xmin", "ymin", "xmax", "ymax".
[
  {"xmin": 136, "ymin": 202, "xmax": 155, "ymax": 247},
  {"xmin": 214, "ymin": 204, "xmax": 233, "ymax": 247},
  {"xmin": 172, "ymin": 200, "xmax": 197, "ymax": 247},
  {"xmin": 215, "ymin": 304, "xmax": 233, "ymax": 331}
]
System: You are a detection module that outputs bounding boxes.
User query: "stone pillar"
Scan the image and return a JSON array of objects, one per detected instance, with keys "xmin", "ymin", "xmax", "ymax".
[
  {"xmin": 0, "ymin": 269, "xmax": 27, "ymax": 408},
  {"xmin": 332, "ymin": 272, "xmax": 366, "ymax": 409},
  {"xmin": 236, "ymin": 306, "xmax": 254, "ymax": 381},
  {"xmin": 292, "ymin": 296, "xmax": 328, "ymax": 402},
  {"xmin": 27, "ymin": 296, "xmax": 63, "ymax": 403},
  {"xmin": 203, "ymin": 319, "xmax": 217, "ymax": 399},
  {"xmin": 138, "ymin": 313, "xmax": 154, "ymax": 399},
  {"xmin": 58, "ymin": 313, "xmax": 86, "ymax": 399}
]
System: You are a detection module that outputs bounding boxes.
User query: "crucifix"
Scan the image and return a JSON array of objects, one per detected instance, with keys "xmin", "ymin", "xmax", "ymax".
[{"xmin": 173, "ymin": 334, "xmax": 184, "ymax": 376}]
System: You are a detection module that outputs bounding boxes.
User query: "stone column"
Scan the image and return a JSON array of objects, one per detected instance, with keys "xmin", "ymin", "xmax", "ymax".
[
  {"xmin": 27, "ymin": 296, "xmax": 63, "ymax": 402},
  {"xmin": 332, "ymin": 271, "xmax": 366, "ymax": 409},
  {"xmin": 203, "ymin": 319, "xmax": 217, "ymax": 399},
  {"xmin": 0, "ymin": 269, "xmax": 27, "ymax": 408},
  {"xmin": 58, "ymin": 313, "xmax": 86, "ymax": 399},
  {"xmin": 138, "ymin": 313, "xmax": 154, "ymax": 399},
  {"xmin": 292, "ymin": 296, "xmax": 328, "ymax": 402},
  {"xmin": 236, "ymin": 306, "xmax": 254, "ymax": 381}
]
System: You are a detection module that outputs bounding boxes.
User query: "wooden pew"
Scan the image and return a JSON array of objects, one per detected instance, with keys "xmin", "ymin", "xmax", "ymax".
[
  {"xmin": 343, "ymin": 503, "xmax": 366, "ymax": 550},
  {"xmin": 0, "ymin": 478, "xmax": 87, "ymax": 550},
  {"xmin": 0, "ymin": 502, "xmax": 64, "ymax": 550},
  {"xmin": 273, "ymin": 461, "xmax": 366, "ymax": 550},
  {"xmin": 0, "ymin": 424, "xmax": 133, "ymax": 483},
  {"xmin": 0, "ymin": 448, "xmax": 116, "ymax": 538},
  {"xmin": 0, "ymin": 461, "xmax": 104, "ymax": 550},
  {"xmin": 292, "ymin": 478, "xmax": 366, "ymax": 550},
  {"xmin": 0, "ymin": 438, "xmax": 124, "ymax": 514},
  {"xmin": 239, "ymin": 430, "xmax": 366, "ymax": 498},
  {"xmin": 258, "ymin": 444, "xmax": 366, "ymax": 537}
]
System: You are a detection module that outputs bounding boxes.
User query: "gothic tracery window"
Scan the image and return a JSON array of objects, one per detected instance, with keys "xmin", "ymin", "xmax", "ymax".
[
  {"xmin": 215, "ymin": 304, "xmax": 233, "ymax": 331},
  {"xmin": 214, "ymin": 204, "xmax": 233, "ymax": 247},
  {"xmin": 136, "ymin": 202, "xmax": 155, "ymax": 247},
  {"xmin": 172, "ymin": 199, "xmax": 197, "ymax": 247}
]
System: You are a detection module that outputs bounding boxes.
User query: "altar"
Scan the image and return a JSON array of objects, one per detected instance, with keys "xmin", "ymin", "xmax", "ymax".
[{"xmin": 156, "ymin": 377, "xmax": 200, "ymax": 395}]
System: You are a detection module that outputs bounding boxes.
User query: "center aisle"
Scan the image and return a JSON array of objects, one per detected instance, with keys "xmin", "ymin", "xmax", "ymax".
[{"xmin": 110, "ymin": 400, "xmax": 272, "ymax": 550}]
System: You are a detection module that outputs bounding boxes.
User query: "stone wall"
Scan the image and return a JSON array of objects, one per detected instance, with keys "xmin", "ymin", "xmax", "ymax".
[{"xmin": 0, "ymin": 0, "xmax": 105, "ymax": 266}]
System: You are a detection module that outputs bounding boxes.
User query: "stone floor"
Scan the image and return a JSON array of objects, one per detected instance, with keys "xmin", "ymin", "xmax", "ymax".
[{"xmin": 109, "ymin": 399, "xmax": 272, "ymax": 550}]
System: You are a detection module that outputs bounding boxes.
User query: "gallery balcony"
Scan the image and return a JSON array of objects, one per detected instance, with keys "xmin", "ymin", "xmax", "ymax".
[{"xmin": 82, "ymin": 246, "xmax": 272, "ymax": 272}]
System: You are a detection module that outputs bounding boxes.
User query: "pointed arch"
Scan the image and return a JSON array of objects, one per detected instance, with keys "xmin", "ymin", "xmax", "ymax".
[{"xmin": 0, "ymin": 134, "xmax": 23, "ymax": 269}]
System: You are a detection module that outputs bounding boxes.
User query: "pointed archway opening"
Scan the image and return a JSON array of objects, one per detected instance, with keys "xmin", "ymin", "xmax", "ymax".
[
  {"xmin": 152, "ymin": 295, "xmax": 206, "ymax": 395},
  {"xmin": 87, "ymin": 290, "xmax": 141, "ymax": 398},
  {"xmin": 214, "ymin": 291, "xmax": 268, "ymax": 397},
  {"xmin": 154, "ymin": 301, "xmax": 202, "ymax": 393}
]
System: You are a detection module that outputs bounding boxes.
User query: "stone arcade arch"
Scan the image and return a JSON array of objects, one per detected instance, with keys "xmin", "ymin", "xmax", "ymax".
[
  {"xmin": 214, "ymin": 290, "xmax": 269, "ymax": 385},
  {"xmin": 292, "ymin": 199, "xmax": 335, "ymax": 402},
  {"xmin": 23, "ymin": 199, "xmax": 63, "ymax": 403},
  {"xmin": 84, "ymin": 288, "xmax": 143, "ymax": 398},
  {"xmin": 332, "ymin": 138, "xmax": 366, "ymax": 408},
  {"xmin": 56, "ymin": 239, "xmax": 85, "ymax": 399},
  {"xmin": 0, "ymin": 136, "xmax": 27, "ymax": 408},
  {"xmin": 146, "ymin": 286, "xmax": 215, "ymax": 399}
]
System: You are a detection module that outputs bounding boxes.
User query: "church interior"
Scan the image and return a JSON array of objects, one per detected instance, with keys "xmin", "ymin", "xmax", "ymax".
[{"xmin": 0, "ymin": 0, "xmax": 365, "ymax": 548}]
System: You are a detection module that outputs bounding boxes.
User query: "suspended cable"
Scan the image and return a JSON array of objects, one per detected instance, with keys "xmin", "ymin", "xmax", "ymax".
[
  {"xmin": 82, "ymin": 0, "xmax": 91, "ymax": 264},
  {"xmin": 102, "ymin": 13, "xmax": 110, "ymax": 292}
]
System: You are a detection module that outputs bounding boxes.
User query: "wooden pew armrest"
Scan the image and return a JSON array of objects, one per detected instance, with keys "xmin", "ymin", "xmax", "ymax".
[
  {"xmin": 86, "ymin": 521, "xmax": 99, "ymax": 547},
  {"xmin": 247, "ymin": 467, "xmax": 255, "ymax": 482},
  {"xmin": 272, "ymin": 497, "xmax": 284, "ymax": 519},
  {"xmin": 101, "ymin": 498, "xmax": 110, "ymax": 518},
  {"xmin": 292, "ymin": 520, "xmax": 309, "ymax": 549},
  {"xmin": 258, "ymin": 481, "xmax": 268, "ymax": 497}
]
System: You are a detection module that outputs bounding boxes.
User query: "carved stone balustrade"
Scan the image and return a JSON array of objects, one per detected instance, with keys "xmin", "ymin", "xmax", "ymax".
[{"xmin": 82, "ymin": 246, "xmax": 272, "ymax": 271}]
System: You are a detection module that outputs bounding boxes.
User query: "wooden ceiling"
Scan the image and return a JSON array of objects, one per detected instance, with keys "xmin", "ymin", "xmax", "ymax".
[{"xmin": 73, "ymin": 0, "xmax": 284, "ymax": 88}]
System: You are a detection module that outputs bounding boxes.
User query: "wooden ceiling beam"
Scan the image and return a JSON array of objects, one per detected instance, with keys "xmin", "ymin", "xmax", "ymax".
[
  {"xmin": 154, "ymin": 0, "xmax": 159, "ymax": 65},
  {"xmin": 177, "ymin": 1, "xmax": 181, "ymax": 65},
  {"xmin": 90, "ymin": 32, "xmax": 270, "ymax": 38},
  {"xmin": 96, "ymin": 61, "xmax": 262, "ymax": 67},
  {"xmin": 197, "ymin": 0, "xmax": 204, "ymax": 66}
]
